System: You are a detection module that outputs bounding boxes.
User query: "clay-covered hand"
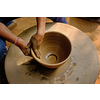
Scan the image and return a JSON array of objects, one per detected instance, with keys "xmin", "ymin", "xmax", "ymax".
[{"xmin": 25, "ymin": 35, "xmax": 41, "ymax": 58}]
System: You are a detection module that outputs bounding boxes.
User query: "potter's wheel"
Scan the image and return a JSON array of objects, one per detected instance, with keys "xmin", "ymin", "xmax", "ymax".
[{"xmin": 5, "ymin": 23, "xmax": 99, "ymax": 84}]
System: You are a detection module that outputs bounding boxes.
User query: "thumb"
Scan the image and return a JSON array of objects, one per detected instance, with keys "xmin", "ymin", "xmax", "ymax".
[
  {"xmin": 33, "ymin": 45, "xmax": 41, "ymax": 58},
  {"xmin": 25, "ymin": 41, "xmax": 31, "ymax": 49},
  {"xmin": 34, "ymin": 48, "xmax": 41, "ymax": 58}
]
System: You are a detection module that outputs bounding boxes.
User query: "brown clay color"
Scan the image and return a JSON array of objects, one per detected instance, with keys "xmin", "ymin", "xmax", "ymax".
[
  {"xmin": 31, "ymin": 31, "xmax": 72, "ymax": 68},
  {"xmin": 5, "ymin": 22, "xmax": 99, "ymax": 84}
]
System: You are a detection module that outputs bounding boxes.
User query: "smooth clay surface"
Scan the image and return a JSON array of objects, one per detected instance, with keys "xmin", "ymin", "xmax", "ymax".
[
  {"xmin": 5, "ymin": 23, "xmax": 99, "ymax": 84},
  {"xmin": 31, "ymin": 31, "xmax": 72, "ymax": 68}
]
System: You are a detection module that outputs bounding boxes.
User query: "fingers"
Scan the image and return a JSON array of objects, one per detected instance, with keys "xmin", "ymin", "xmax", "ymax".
[
  {"xmin": 25, "ymin": 41, "xmax": 31, "ymax": 49},
  {"xmin": 25, "ymin": 48, "xmax": 31, "ymax": 56},
  {"xmin": 24, "ymin": 35, "xmax": 41, "ymax": 58},
  {"xmin": 34, "ymin": 47, "xmax": 41, "ymax": 58},
  {"xmin": 31, "ymin": 36, "xmax": 41, "ymax": 58},
  {"xmin": 32, "ymin": 43, "xmax": 41, "ymax": 58},
  {"xmin": 22, "ymin": 47, "xmax": 31, "ymax": 56}
]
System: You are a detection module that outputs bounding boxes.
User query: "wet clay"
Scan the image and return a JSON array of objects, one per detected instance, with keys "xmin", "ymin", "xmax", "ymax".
[
  {"xmin": 46, "ymin": 54, "xmax": 57, "ymax": 64},
  {"xmin": 5, "ymin": 23, "xmax": 99, "ymax": 84},
  {"xmin": 31, "ymin": 31, "xmax": 72, "ymax": 68}
]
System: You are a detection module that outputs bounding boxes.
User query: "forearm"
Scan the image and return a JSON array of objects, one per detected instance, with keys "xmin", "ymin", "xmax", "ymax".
[
  {"xmin": 32, "ymin": 17, "xmax": 46, "ymax": 45},
  {"xmin": 0, "ymin": 22, "xmax": 17, "ymax": 44},
  {"xmin": 36, "ymin": 17, "xmax": 46, "ymax": 35},
  {"xmin": 0, "ymin": 22, "xmax": 27, "ymax": 51}
]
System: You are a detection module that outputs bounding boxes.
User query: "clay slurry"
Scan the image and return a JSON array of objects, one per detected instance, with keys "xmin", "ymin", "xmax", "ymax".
[{"xmin": 47, "ymin": 54, "xmax": 58, "ymax": 64}]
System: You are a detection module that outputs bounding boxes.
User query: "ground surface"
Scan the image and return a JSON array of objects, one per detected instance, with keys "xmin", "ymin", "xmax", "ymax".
[{"xmin": 0, "ymin": 17, "xmax": 100, "ymax": 84}]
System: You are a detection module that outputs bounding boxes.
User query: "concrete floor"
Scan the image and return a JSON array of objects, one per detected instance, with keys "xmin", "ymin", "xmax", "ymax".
[{"xmin": 4, "ymin": 17, "xmax": 100, "ymax": 84}]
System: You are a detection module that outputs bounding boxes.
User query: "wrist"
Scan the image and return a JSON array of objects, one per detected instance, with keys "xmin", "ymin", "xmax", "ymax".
[
  {"xmin": 37, "ymin": 30, "xmax": 45, "ymax": 36},
  {"xmin": 33, "ymin": 33, "xmax": 44, "ymax": 45},
  {"xmin": 14, "ymin": 37, "xmax": 27, "ymax": 50},
  {"xmin": 14, "ymin": 37, "xmax": 21, "ymax": 46}
]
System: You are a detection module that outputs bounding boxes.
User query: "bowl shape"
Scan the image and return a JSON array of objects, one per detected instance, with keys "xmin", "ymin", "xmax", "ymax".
[{"xmin": 31, "ymin": 31, "xmax": 72, "ymax": 68}]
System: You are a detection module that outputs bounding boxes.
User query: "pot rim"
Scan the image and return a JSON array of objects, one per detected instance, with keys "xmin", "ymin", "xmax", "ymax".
[{"xmin": 31, "ymin": 31, "xmax": 72, "ymax": 68}]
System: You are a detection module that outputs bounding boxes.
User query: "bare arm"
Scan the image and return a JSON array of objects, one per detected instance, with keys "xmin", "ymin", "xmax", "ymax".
[
  {"xmin": 34, "ymin": 17, "xmax": 46, "ymax": 45},
  {"xmin": 0, "ymin": 22, "xmax": 18, "ymax": 43},
  {"xmin": 0, "ymin": 17, "xmax": 46, "ymax": 57},
  {"xmin": 0, "ymin": 22, "xmax": 27, "ymax": 53},
  {"xmin": 26, "ymin": 17, "xmax": 46, "ymax": 58}
]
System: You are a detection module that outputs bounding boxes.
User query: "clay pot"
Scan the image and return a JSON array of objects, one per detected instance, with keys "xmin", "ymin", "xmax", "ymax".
[{"xmin": 31, "ymin": 31, "xmax": 72, "ymax": 68}]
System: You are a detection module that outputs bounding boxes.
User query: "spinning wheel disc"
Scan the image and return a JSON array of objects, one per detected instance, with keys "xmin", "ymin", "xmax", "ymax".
[{"xmin": 5, "ymin": 23, "xmax": 99, "ymax": 84}]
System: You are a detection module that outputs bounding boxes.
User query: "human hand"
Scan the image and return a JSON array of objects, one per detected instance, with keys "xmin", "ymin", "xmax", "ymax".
[
  {"xmin": 15, "ymin": 37, "xmax": 31, "ymax": 56},
  {"xmin": 25, "ymin": 34, "xmax": 44, "ymax": 58},
  {"xmin": 19, "ymin": 17, "xmax": 46, "ymax": 57}
]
